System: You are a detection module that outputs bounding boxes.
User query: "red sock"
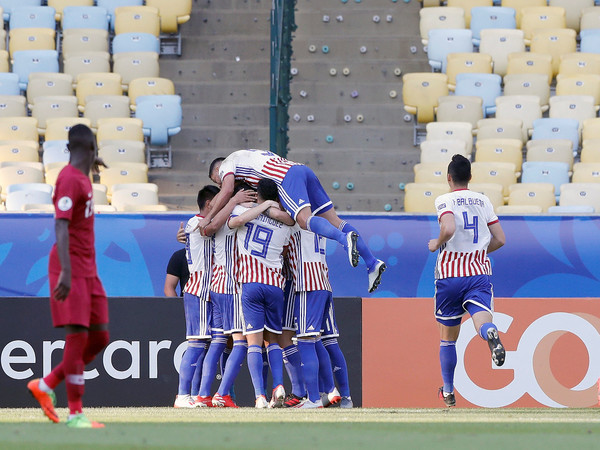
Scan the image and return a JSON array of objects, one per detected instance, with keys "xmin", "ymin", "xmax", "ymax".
[
  {"xmin": 83, "ymin": 330, "xmax": 109, "ymax": 364},
  {"xmin": 63, "ymin": 332, "xmax": 87, "ymax": 415},
  {"xmin": 43, "ymin": 362, "xmax": 65, "ymax": 390}
]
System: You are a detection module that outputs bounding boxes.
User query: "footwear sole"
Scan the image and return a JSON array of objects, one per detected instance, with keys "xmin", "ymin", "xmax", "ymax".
[
  {"xmin": 27, "ymin": 383, "xmax": 59, "ymax": 423},
  {"xmin": 347, "ymin": 232, "xmax": 359, "ymax": 267},
  {"xmin": 487, "ymin": 329, "xmax": 506, "ymax": 367},
  {"xmin": 438, "ymin": 387, "xmax": 456, "ymax": 407},
  {"xmin": 368, "ymin": 262, "xmax": 387, "ymax": 293}
]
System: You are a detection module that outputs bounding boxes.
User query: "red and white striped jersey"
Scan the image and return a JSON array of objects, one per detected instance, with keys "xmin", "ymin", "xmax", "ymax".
[
  {"xmin": 210, "ymin": 223, "xmax": 239, "ymax": 294},
  {"xmin": 183, "ymin": 215, "xmax": 213, "ymax": 299},
  {"xmin": 287, "ymin": 226, "xmax": 332, "ymax": 292},
  {"xmin": 230, "ymin": 204, "xmax": 292, "ymax": 289},
  {"xmin": 434, "ymin": 189, "xmax": 499, "ymax": 280},
  {"xmin": 218, "ymin": 149, "xmax": 299, "ymax": 187}
]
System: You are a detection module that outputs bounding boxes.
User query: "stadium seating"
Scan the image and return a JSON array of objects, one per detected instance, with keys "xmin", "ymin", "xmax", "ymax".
[
  {"xmin": 425, "ymin": 121, "xmax": 473, "ymax": 154},
  {"xmin": 112, "ymin": 52, "xmax": 160, "ymax": 89},
  {"xmin": 96, "ymin": 117, "xmax": 144, "ymax": 143},
  {"xmin": 435, "ymin": 95, "xmax": 483, "ymax": 129},
  {"xmin": 580, "ymin": 138, "xmax": 600, "ymax": 162},
  {"xmin": 83, "ymin": 95, "xmax": 131, "ymax": 130},
  {"xmin": 530, "ymin": 28, "xmax": 577, "ymax": 76},
  {"xmin": 98, "ymin": 140, "xmax": 145, "ymax": 165},
  {"xmin": 62, "ymin": 6, "xmax": 109, "ymax": 31},
  {"xmin": 556, "ymin": 74, "xmax": 600, "ymax": 106},
  {"xmin": 520, "ymin": 6, "xmax": 567, "ymax": 44},
  {"xmin": 30, "ymin": 95, "xmax": 79, "ymax": 135},
  {"xmin": 44, "ymin": 117, "xmax": 91, "ymax": 141},
  {"xmin": 582, "ymin": 117, "xmax": 600, "ymax": 141},
  {"xmin": 580, "ymin": 5, "xmax": 600, "ymax": 31},
  {"xmin": 134, "ymin": 94, "xmax": 182, "ymax": 147},
  {"xmin": 112, "ymin": 32, "xmax": 160, "ymax": 54},
  {"xmin": 474, "ymin": 138, "xmax": 523, "ymax": 171},
  {"xmin": 403, "ymin": 182, "xmax": 449, "ymax": 213},
  {"xmin": 128, "ymin": 77, "xmax": 174, "ymax": 110},
  {"xmin": 420, "ymin": 139, "xmax": 469, "ymax": 163},
  {"xmin": 446, "ymin": 0, "xmax": 493, "ymax": 27},
  {"xmin": 0, "ymin": 51, "xmax": 9, "ymax": 72},
  {"xmin": 47, "ymin": 0, "xmax": 94, "ymax": 22},
  {"xmin": 558, "ymin": 52, "xmax": 600, "ymax": 77},
  {"xmin": 5, "ymin": 183, "xmax": 52, "ymax": 211},
  {"xmin": 503, "ymin": 74, "xmax": 551, "ymax": 112},
  {"xmin": 470, "ymin": 161, "xmax": 517, "ymax": 198},
  {"xmin": 419, "ymin": 7, "xmax": 466, "ymax": 45},
  {"xmin": 92, "ymin": 183, "xmax": 108, "ymax": 205},
  {"xmin": 478, "ymin": 29, "xmax": 525, "ymax": 76},
  {"xmin": 0, "ymin": 95, "xmax": 26, "ymax": 117},
  {"xmin": 496, "ymin": 204, "xmax": 544, "ymax": 214},
  {"xmin": 476, "ymin": 118, "xmax": 525, "ymax": 143},
  {"xmin": 61, "ymin": 29, "xmax": 110, "ymax": 58},
  {"xmin": 521, "ymin": 161, "xmax": 570, "ymax": 199},
  {"xmin": 454, "ymin": 73, "xmax": 501, "ymax": 116},
  {"xmin": 8, "ymin": 28, "xmax": 56, "ymax": 58},
  {"xmin": 41, "ymin": 139, "xmax": 69, "ymax": 167},
  {"xmin": 63, "ymin": 51, "xmax": 111, "ymax": 80},
  {"xmin": 413, "ymin": 162, "xmax": 448, "ymax": 184},
  {"xmin": 550, "ymin": 0, "xmax": 594, "ymax": 31},
  {"xmin": 572, "ymin": 162, "xmax": 600, "ymax": 182},
  {"xmin": 549, "ymin": 95, "xmax": 597, "ymax": 132},
  {"xmin": 495, "ymin": 95, "xmax": 543, "ymax": 138},
  {"xmin": 9, "ymin": 6, "xmax": 56, "ymax": 30},
  {"xmin": 114, "ymin": 6, "xmax": 160, "ymax": 36},
  {"xmin": 500, "ymin": 0, "xmax": 547, "ymax": 27},
  {"xmin": 445, "ymin": 52, "xmax": 493, "ymax": 90},
  {"xmin": 146, "ymin": 0, "xmax": 192, "ymax": 34},
  {"xmin": 12, "ymin": 50, "xmax": 59, "ymax": 90},
  {"xmin": 507, "ymin": 183, "xmax": 556, "ymax": 212},
  {"xmin": 100, "ymin": 165, "xmax": 148, "ymax": 198},
  {"xmin": 469, "ymin": 182, "xmax": 504, "ymax": 210},
  {"xmin": 558, "ymin": 183, "xmax": 600, "ymax": 210},
  {"xmin": 75, "ymin": 72, "xmax": 123, "ymax": 110},
  {"xmin": 427, "ymin": 29, "xmax": 473, "ymax": 72},
  {"xmin": 110, "ymin": 183, "xmax": 160, "ymax": 211},
  {"xmin": 0, "ymin": 164, "xmax": 44, "ymax": 200},
  {"xmin": 96, "ymin": 0, "xmax": 143, "ymax": 30},
  {"xmin": 579, "ymin": 29, "xmax": 600, "ymax": 54},
  {"xmin": 43, "ymin": 162, "xmax": 67, "ymax": 186},
  {"xmin": 0, "ymin": 117, "xmax": 38, "ymax": 141},
  {"xmin": 548, "ymin": 204, "xmax": 595, "ymax": 213},
  {"xmin": 0, "ymin": 142, "xmax": 38, "ymax": 163},
  {"xmin": 26, "ymin": 73, "xmax": 74, "ymax": 106},
  {"xmin": 531, "ymin": 118, "xmax": 580, "ymax": 151},
  {"xmin": 0, "ymin": 0, "xmax": 43, "ymax": 22},
  {"xmin": 120, "ymin": 203, "xmax": 167, "ymax": 212},
  {"xmin": 470, "ymin": 6, "xmax": 517, "ymax": 46},
  {"xmin": 506, "ymin": 52, "xmax": 553, "ymax": 82},
  {"xmin": 526, "ymin": 139, "xmax": 574, "ymax": 170}
]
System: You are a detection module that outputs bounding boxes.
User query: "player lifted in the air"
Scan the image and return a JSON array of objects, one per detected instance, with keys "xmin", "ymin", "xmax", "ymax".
[
  {"xmin": 202, "ymin": 149, "xmax": 386, "ymax": 293},
  {"xmin": 428, "ymin": 154, "xmax": 507, "ymax": 408}
]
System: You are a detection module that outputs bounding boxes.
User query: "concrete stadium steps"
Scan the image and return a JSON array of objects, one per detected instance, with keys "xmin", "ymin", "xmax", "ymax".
[
  {"xmin": 293, "ymin": 36, "xmax": 423, "ymax": 61},
  {"xmin": 182, "ymin": 104, "xmax": 269, "ymax": 127},
  {"xmin": 160, "ymin": 60, "xmax": 269, "ymax": 83},
  {"xmin": 287, "ymin": 148, "xmax": 418, "ymax": 173},
  {"xmin": 289, "ymin": 126, "xmax": 413, "ymax": 150},
  {"xmin": 289, "ymin": 61, "xmax": 422, "ymax": 85},
  {"xmin": 288, "ymin": 104, "xmax": 404, "ymax": 126},
  {"xmin": 177, "ymin": 81, "xmax": 269, "ymax": 104},
  {"xmin": 178, "ymin": 37, "xmax": 270, "ymax": 60},
  {"xmin": 170, "ymin": 125, "xmax": 269, "ymax": 150},
  {"xmin": 321, "ymin": 193, "xmax": 406, "ymax": 213}
]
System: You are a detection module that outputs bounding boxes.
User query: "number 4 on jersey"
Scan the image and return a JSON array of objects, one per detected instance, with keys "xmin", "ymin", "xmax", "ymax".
[{"xmin": 462, "ymin": 212, "xmax": 479, "ymax": 244}]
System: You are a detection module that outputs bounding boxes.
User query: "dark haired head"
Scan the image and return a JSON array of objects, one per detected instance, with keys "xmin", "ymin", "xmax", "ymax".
[
  {"xmin": 447, "ymin": 154, "xmax": 471, "ymax": 186},
  {"xmin": 257, "ymin": 178, "xmax": 279, "ymax": 202},
  {"xmin": 209, "ymin": 157, "xmax": 225, "ymax": 183},
  {"xmin": 197, "ymin": 185, "xmax": 220, "ymax": 211},
  {"xmin": 234, "ymin": 181, "xmax": 255, "ymax": 194},
  {"xmin": 67, "ymin": 124, "xmax": 95, "ymax": 155}
]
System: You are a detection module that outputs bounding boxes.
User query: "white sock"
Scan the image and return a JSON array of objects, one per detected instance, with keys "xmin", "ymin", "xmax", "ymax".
[{"xmin": 38, "ymin": 379, "xmax": 52, "ymax": 393}]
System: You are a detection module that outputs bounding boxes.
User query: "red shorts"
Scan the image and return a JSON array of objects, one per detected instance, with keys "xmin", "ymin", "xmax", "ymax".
[{"xmin": 49, "ymin": 274, "xmax": 108, "ymax": 328}]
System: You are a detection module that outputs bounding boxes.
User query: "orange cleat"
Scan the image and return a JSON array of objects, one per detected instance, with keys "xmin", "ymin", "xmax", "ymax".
[{"xmin": 27, "ymin": 379, "xmax": 60, "ymax": 423}]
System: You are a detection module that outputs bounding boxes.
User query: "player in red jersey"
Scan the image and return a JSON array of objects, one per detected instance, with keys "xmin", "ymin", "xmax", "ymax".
[{"xmin": 27, "ymin": 124, "xmax": 108, "ymax": 428}]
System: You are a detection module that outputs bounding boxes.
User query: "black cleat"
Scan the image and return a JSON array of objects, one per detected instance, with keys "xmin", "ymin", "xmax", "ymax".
[
  {"xmin": 486, "ymin": 328, "xmax": 505, "ymax": 367},
  {"xmin": 283, "ymin": 393, "xmax": 305, "ymax": 408},
  {"xmin": 346, "ymin": 232, "xmax": 359, "ymax": 267},
  {"xmin": 438, "ymin": 387, "xmax": 456, "ymax": 407}
]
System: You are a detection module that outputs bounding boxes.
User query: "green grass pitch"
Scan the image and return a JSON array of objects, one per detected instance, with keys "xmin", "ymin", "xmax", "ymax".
[{"xmin": 1, "ymin": 408, "xmax": 599, "ymax": 449}]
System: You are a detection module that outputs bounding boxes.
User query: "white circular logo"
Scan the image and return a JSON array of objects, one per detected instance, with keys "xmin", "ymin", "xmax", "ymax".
[{"xmin": 57, "ymin": 196, "xmax": 73, "ymax": 212}]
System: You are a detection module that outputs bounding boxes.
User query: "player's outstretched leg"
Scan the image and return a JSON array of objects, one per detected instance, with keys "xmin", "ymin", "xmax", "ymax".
[
  {"xmin": 27, "ymin": 378, "xmax": 59, "ymax": 423},
  {"xmin": 322, "ymin": 337, "xmax": 352, "ymax": 408},
  {"xmin": 175, "ymin": 340, "xmax": 207, "ymax": 408},
  {"xmin": 485, "ymin": 327, "xmax": 505, "ymax": 367},
  {"xmin": 439, "ymin": 339, "xmax": 457, "ymax": 407},
  {"xmin": 213, "ymin": 339, "xmax": 247, "ymax": 407}
]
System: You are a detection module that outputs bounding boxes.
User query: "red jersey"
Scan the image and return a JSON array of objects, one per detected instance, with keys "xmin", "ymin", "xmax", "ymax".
[{"xmin": 48, "ymin": 164, "xmax": 97, "ymax": 277}]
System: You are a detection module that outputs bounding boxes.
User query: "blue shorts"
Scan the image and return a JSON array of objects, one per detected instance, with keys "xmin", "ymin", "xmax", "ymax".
[
  {"xmin": 434, "ymin": 275, "xmax": 494, "ymax": 327},
  {"xmin": 183, "ymin": 292, "xmax": 212, "ymax": 339},
  {"xmin": 282, "ymin": 279, "xmax": 296, "ymax": 331},
  {"xmin": 279, "ymin": 165, "xmax": 333, "ymax": 220},
  {"xmin": 211, "ymin": 291, "xmax": 243, "ymax": 335},
  {"xmin": 321, "ymin": 296, "xmax": 339, "ymax": 338},
  {"xmin": 241, "ymin": 282, "xmax": 284, "ymax": 335},
  {"xmin": 294, "ymin": 290, "xmax": 332, "ymax": 338}
]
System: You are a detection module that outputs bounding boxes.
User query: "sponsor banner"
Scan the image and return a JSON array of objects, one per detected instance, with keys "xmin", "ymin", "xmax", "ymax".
[
  {"xmin": 362, "ymin": 297, "xmax": 600, "ymax": 408},
  {"xmin": 2, "ymin": 214, "xmax": 600, "ymax": 298},
  {"xmin": 0, "ymin": 297, "xmax": 361, "ymax": 407}
]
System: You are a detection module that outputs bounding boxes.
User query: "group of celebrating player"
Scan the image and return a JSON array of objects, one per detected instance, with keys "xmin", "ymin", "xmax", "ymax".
[{"xmin": 173, "ymin": 149, "xmax": 383, "ymax": 408}]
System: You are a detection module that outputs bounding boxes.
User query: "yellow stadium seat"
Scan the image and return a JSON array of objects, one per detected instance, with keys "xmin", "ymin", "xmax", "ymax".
[
  {"xmin": 30, "ymin": 95, "xmax": 79, "ymax": 135},
  {"xmin": 0, "ymin": 117, "xmax": 38, "ymax": 142},
  {"xmin": 549, "ymin": 95, "xmax": 598, "ymax": 132},
  {"xmin": 425, "ymin": 121, "xmax": 473, "ymax": 154},
  {"xmin": 471, "ymin": 161, "xmax": 517, "ymax": 198},
  {"xmin": 495, "ymin": 95, "xmax": 543, "ymax": 138},
  {"xmin": 48, "ymin": 0, "xmax": 94, "ymax": 22},
  {"xmin": 507, "ymin": 183, "xmax": 556, "ymax": 212},
  {"xmin": 475, "ymin": 138, "xmax": 523, "ymax": 172},
  {"xmin": 496, "ymin": 204, "xmax": 544, "ymax": 214},
  {"xmin": 119, "ymin": 203, "xmax": 168, "ymax": 212},
  {"xmin": 100, "ymin": 166, "xmax": 148, "ymax": 198},
  {"xmin": 530, "ymin": 28, "xmax": 577, "ymax": 77},
  {"xmin": 558, "ymin": 53, "xmax": 600, "ymax": 77},
  {"xmin": 582, "ymin": 118, "xmax": 600, "ymax": 141},
  {"xmin": 0, "ymin": 95, "xmax": 27, "ymax": 117},
  {"xmin": 501, "ymin": 0, "xmax": 548, "ymax": 27},
  {"xmin": 506, "ymin": 52, "xmax": 553, "ymax": 82},
  {"xmin": 556, "ymin": 74, "xmax": 600, "ymax": 106},
  {"xmin": 114, "ymin": 6, "xmax": 160, "ymax": 36},
  {"xmin": 549, "ymin": 0, "xmax": 594, "ymax": 32},
  {"xmin": 479, "ymin": 29, "xmax": 525, "ymax": 76},
  {"xmin": 21, "ymin": 203, "xmax": 55, "ymax": 212},
  {"xmin": 436, "ymin": 96, "xmax": 483, "ymax": 130},
  {"xmin": 526, "ymin": 139, "xmax": 574, "ymax": 169},
  {"xmin": 572, "ymin": 162, "xmax": 600, "ymax": 183},
  {"xmin": 8, "ymin": 28, "xmax": 55, "ymax": 58},
  {"xmin": 0, "ymin": 50, "xmax": 9, "ymax": 72},
  {"xmin": 27, "ymin": 73, "xmax": 74, "ymax": 107},
  {"xmin": 63, "ymin": 52, "xmax": 111, "ymax": 81},
  {"xmin": 96, "ymin": 117, "xmax": 144, "ymax": 143},
  {"xmin": 469, "ymin": 182, "xmax": 505, "ymax": 210},
  {"xmin": 446, "ymin": 52, "xmax": 493, "ymax": 91},
  {"xmin": 0, "ymin": 141, "xmax": 39, "ymax": 163},
  {"xmin": 413, "ymin": 162, "xmax": 448, "ymax": 184},
  {"xmin": 420, "ymin": 139, "xmax": 469, "ymax": 163},
  {"xmin": 111, "ymin": 183, "xmax": 159, "ymax": 211},
  {"xmin": 145, "ymin": 0, "xmax": 192, "ymax": 34},
  {"xmin": 75, "ymin": 72, "xmax": 123, "ymax": 110},
  {"xmin": 0, "ymin": 165, "xmax": 44, "ymax": 200},
  {"xmin": 559, "ymin": 183, "xmax": 600, "ymax": 210},
  {"xmin": 83, "ymin": 95, "xmax": 131, "ymax": 130},
  {"xmin": 94, "ymin": 204, "xmax": 117, "ymax": 212},
  {"xmin": 402, "ymin": 72, "xmax": 448, "ymax": 124},
  {"xmin": 503, "ymin": 74, "xmax": 551, "ymax": 112},
  {"xmin": 44, "ymin": 117, "xmax": 92, "ymax": 141},
  {"xmin": 476, "ymin": 118, "xmax": 526, "ymax": 143},
  {"xmin": 520, "ymin": 6, "xmax": 566, "ymax": 44},
  {"xmin": 98, "ymin": 140, "xmax": 146, "ymax": 165},
  {"xmin": 128, "ymin": 77, "xmax": 175, "ymax": 110},
  {"xmin": 44, "ymin": 163, "xmax": 67, "ymax": 186},
  {"xmin": 579, "ymin": 5, "xmax": 600, "ymax": 31},
  {"xmin": 93, "ymin": 183, "xmax": 108, "ymax": 205},
  {"xmin": 404, "ymin": 183, "xmax": 449, "ymax": 213},
  {"xmin": 61, "ymin": 29, "xmax": 109, "ymax": 60},
  {"xmin": 419, "ymin": 7, "xmax": 466, "ymax": 45},
  {"xmin": 581, "ymin": 138, "xmax": 600, "ymax": 162},
  {"xmin": 112, "ymin": 52, "xmax": 160, "ymax": 90},
  {"xmin": 447, "ymin": 0, "xmax": 493, "ymax": 27}
]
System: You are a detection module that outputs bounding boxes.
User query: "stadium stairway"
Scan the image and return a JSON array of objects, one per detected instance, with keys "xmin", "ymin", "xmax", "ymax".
[{"xmin": 156, "ymin": 0, "xmax": 428, "ymax": 211}]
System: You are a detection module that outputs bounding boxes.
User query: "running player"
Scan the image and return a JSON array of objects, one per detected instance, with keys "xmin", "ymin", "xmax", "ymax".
[
  {"xmin": 27, "ymin": 124, "xmax": 109, "ymax": 428},
  {"xmin": 174, "ymin": 186, "xmax": 219, "ymax": 408},
  {"xmin": 428, "ymin": 154, "xmax": 507, "ymax": 407},
  {"xmin": 228, "ymin": 178, "xmax": 294, "ymax": 408},
  {"xmin": 203, "ymin": 150, "xmax": 386, "ymax": 293}
]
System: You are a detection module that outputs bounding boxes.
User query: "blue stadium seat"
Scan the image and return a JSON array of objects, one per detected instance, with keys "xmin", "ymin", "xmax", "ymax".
[
  {"xmin": 470, "ymin": 6, "xmax": 516, "ymax": 46},
  {"xmin": 12, "ymin": 50, "xmax": 59, "ymax": 90},
  {"xmin": 0, "ymin": 0, "xmax": 43, "ymax": 22},
  {"xmin": 427, "ymin": 28, "xmax": 473, "ymax": 72},
  {"xmin": 9, "ymin": 6, "xmax": 56, "ymax": 30},
  {"xmin": 0, "ymin": 72, "xmax": 21, "ymax": 95},
  {"xmin": 580, "ymin": 29, "xmax": 600, "ymax": 54},
  {"xmin": 96, "ymin": 0, "xmax": 143, "ymax": 31},
  {"xmin": 454, "ymin": 72, "xmax": 502, "ymax": 116},
  {"xmin": 134, "ymin": 95, "xmax": 182, "ymax": 146},
  {"xmin": 62, "ymin": 6, "xmax": 109, "ymax": 31},
  {"xmin": 111, "ymin": 32, "xmax": 159, "ymax": 54},
  {"xmin": 531, "ymin": 118, "xmax": 580, "ymax": 151},
  {"xmin": 521, "ymin": 161, "xmax": 571, "ymax": 200}
]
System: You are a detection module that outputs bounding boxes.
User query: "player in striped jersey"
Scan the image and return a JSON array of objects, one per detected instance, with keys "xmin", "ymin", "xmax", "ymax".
[
  {"xmin": 203, "ymin": 149, "xmax": 386, "ymax": 294},
  {"xmin": 194, "ymin": 186, "xmax": 256, "ymax": 408},
  {"xmin": 428, "ymin": 154, "xmax": 507, "ymax": 407},
  {"xmin": 174, "ymin": 186, "xmax": 219, "ymax": 408},
  {"xmin": 228, "ymin": 178, "xmax": 295, "ymax": 408}
]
